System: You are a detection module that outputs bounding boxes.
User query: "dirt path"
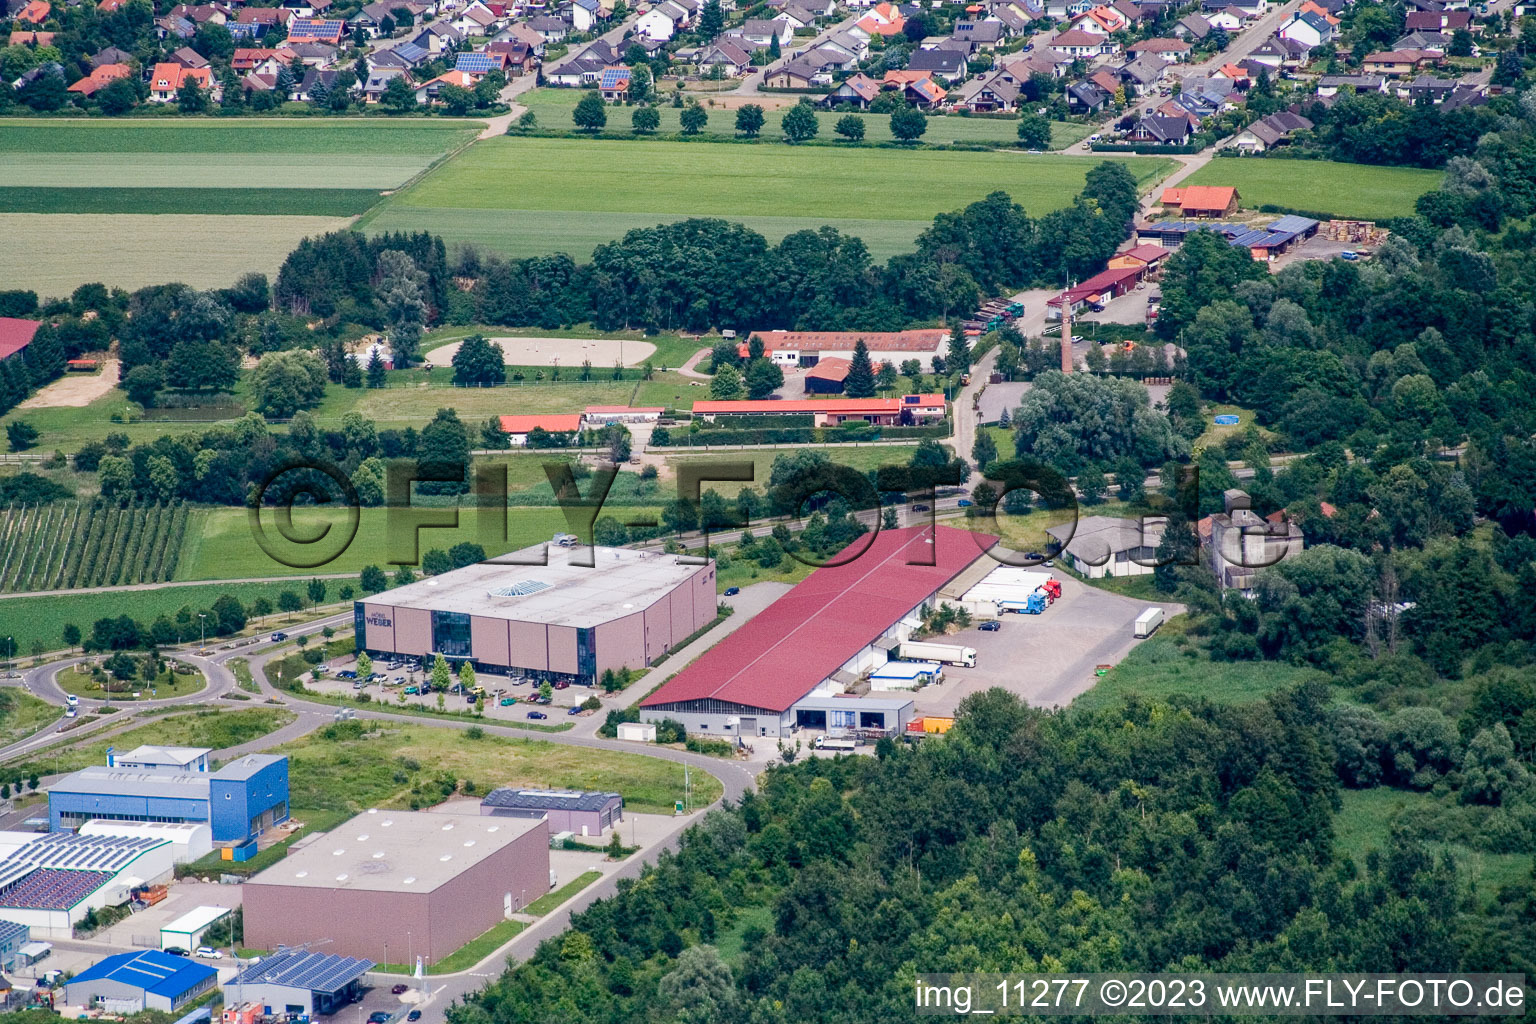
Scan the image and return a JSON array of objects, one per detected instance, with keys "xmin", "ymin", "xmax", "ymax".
[
  {"xmin": 676, "ymin": 347, "xmax": 713, "ymax": 379},
  {"xmin": 18, "ymin": 359, "xmax": 118, "ymax": 409},
  {"xmin": 423, "ymin": 335, "xmax": 658, "ymax": 367}
]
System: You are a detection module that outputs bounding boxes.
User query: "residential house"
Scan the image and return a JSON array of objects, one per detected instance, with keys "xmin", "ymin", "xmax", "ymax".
[
  {"xmin": 993, "ymin": 6, "xmax": 1030, "ymax": 33},
  {"xmin": 235, "ymin": 7, "xmax": 290, "ymax": 31},
  {"xmin": 1361, "ymin": 48, "xmax": 1441, "ymax": 74},
  {"xmin": 1118, "ymin": 54, "xmax": 1165, "ymax": 93},
  {"xmin": 526, "ymin": 14, "xmax": 568, "ymax": 41},
  {"xmin": 483, "ymin": 38, "xmax": 536, "ymax": 72},
  {"xmin": 411, "ymin": 20, "xmax": 463, "ymax": 50},
  {"xmin": 168, "ymin": 3, "xmax": 228, "ymax": 25},
  {"xmin": 498, "ymin": 22, "xmax": 546, "ymax": 51},
  {"xmin": 775, "ymin": 4, "xmax": 813, "ymax": 28},
  {"xmin": 908, "ymin": 46, "xmax": 967, "ymax": 79},
  {"xmin": 1067, "ymin": 78, "xmax": 1111, "ymax": 112},
  {"xmin": 1404, "ymin": 73, "xmax": 1455, "ymax": 101},
  {"xmin": 450, "ymin": 1, "xmax": 501, "ymax": 34},
  {"xmin": 1203, "ymin": 5, "xmax": 1242, "ymax": 29},
  {"xmin": 1228, "ymin": 108, "xmax": 1311, "ymax": 151},
  {"xmin": 821, "ymin": 29, "xmax": 869, "ymax": 60},
  {"xmin": 696, "ymin": 39, "xmax": 753, "ymax": 75},
  {"xmin": 295, "ymin": 67, "xmax": 347, "ymax": 100},
  {"xmin": 1173, "ymin": 13, "xmax": 1210, "ymax": 38},
  {"xmin": 545, "ymin": 39, "xmax": 616, "ymax": 84},
  {"xmin": 89, "ymin": 45, "xmax": 134, "ymax": 68},
  {"xmin": 348, "ymin": 1, "xmax": 395, "ymax": 37},
  {"xmin": 764, "ymin": 58, "xmax": 825, "ymax": 86},
  {"xmin": 566, "ymin": 0, "xmax": 602, "ymax": 29},
  {"xmin": 286, "ymin": 16, "xmax": 347, "ymax": 42},
  {"xmin": 881, "ymin": 69, "xmax": 945, "ymax": 106},
  {"xmin": 595, "ymin": 64, "xmax": 629, "ymax": 100},
  {"xmin": 363, "ymin": 65, "xmax": 412, "ymax": 99},
  {"xmin": 147, "ymin": 61, "xmax": 216, "ymax": 101},
  {"xmin": 155, "ymin": 14, "xmax": 197, "ymax": 38},
  {"xmin": 1070, "ymin": 2, "xmax": 1127, "ymax": 32},
  {"xmin": 823, "ymin": 70, "xmax": 880, "ymax": 105},
  {"xmin": 455, "ymin": 50, "xmax": 508, "ymax": 75},
  {"xmin": 66, "ymin": 62, "xmax": 129, "ymax": 95},
  {"xmin": 1211, "ymin": 60, "xmax": 1250, "ymax": 82},
  {"xmin": 13, "ymin": 0, "xmax": 48, "ymax": 23},
  {"xmin": 1316, "ymin": 73, "xmax": 1386, "ymax": 95},
  {"xmin": 949, "ymin": 66, "xmax": 1020, "ymax": 110},
  {"xmin": 1127, "ymin": 37, "xmax": 1190, "ymax": 61},
  {"xmin": 739, "ymin": 16, "xmax": 793, "ymax": 45},
  {"xmin": 635, "ymin": 1, "xmax": 681, "ymax": 38},
  {"xmin": 1160, "ymin": 185, "xmax": 1238, "ymax": 215},
  {"xmin": 1127, "ymin": 113, "xmax": 1192, "ymax": 143},
  {"xmin": 1001, "ymin": 50, "xmax": 1071, "ymax": 78},
  {"xmin": 1405, "ymin": 9, "xmax": 1470, "ymax": 30},
  {"xmin": 232, "ymin": 46, "xmax": 291, "ymax": 72},
  {"xmin": 12, "ymin": 61, "xmax": 62, "ymax": 91},
  {"xmin": 286, "ymin": 40, "xmax": 338, "ymax": 64},
  {"xmin": 951, "ymin": 17, "xmax": 1004, "ymax": 50},
  {"xmin": 8, "ymin": 29, "xmax": 53, "ymax": 44},
  {"xmin": 1051, "ymin": 27, "xmax": 1118, "ymax": 56},
  {"xmin": 1248, "ymin": 34, "xmax": 1309, "ymax": 68},
  {"xmin": 413, "ymin": 67, "xmax": 475, "ymax": 102},
  {"xmin": 1088, "ymin": 66, "xmax": 1120, "ymax": 93},
  {"xmin": 1394, "ymin": 29, "xmax": 1453, "ymax": 51},
  {"xmin": 1441, "ymin": 83, "xmax": 1486, "ymax": 109},
  {"xmin": 1277, "ymin": 9, "xmax": 1332, "ymax": 47},
  {"xmin": 370, "ymin": 41, "xmax": 430, "ymax": 69},
  {"xmin": 170, "ymin": 46, "xmax": 209, "ymax": 68}
]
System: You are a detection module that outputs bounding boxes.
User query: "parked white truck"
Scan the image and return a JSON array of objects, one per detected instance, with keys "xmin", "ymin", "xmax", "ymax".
[
  {"xmin": 1134, "ymin": 607, "xmax": 1164, "ymax": 638},
  {"xmin": 898, "ymin": 641, "xmax": 977, "ymax": 667}
]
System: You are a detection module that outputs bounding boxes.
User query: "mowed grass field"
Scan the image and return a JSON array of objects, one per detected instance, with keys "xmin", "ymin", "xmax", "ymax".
[
  {"xmin": 362, "ymin": 137, "xmax": 1174, "ymax": 260},
  {"xmin": 0, "ymin": 119, "xmax": 482, "ymax": 294},
  {"xmin": 1183, "ymin": 158, "xmax": 1443, "ymax": 221},
  {"xmin": 518, "ymin": 88, "xmax": 1093, "ymax": 149}
]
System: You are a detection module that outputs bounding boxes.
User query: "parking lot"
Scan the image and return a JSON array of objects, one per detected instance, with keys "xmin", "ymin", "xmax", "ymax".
[
  {"xmin": 308, "ymin": 665, "xmax": 597, "ymax": 726},
  {"xmin": 911, "ymin": 573, "xmax": 1175, "ymax": 715}
]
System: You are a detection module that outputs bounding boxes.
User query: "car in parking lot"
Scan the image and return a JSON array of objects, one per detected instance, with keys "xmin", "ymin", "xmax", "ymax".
[
  {"xmin": 338, "ymin": 670, "xmax": 357, "ymax": 680},
  {"xmin": 723, "ymin": 586, "xmax": 740, "ymax": 596},
  {"xmin": 527, "ymin": 711, "xmax": 548, "ymax": 720},
  {"xmin": 1025, "ymin": 551, "xmax": 1044, "ymax": 561},
  {"xmin": 407, "ymin": 1012, "xmax": 421, "ymax": 1022},
  {"xmin": 164, "ymin": 947, "xmax": 189, "ymax": 957},
  {"xmin": 195, "ymin": 947, "xmax": 222, "ymax": 959},
  {"xmin": 391, "ymin": 984, "xmax": 409, "ymax": 995},
  {"xmin": 500, "ymin": 696, "xmax": 517, "ymax": 706},
  {"xmin": 404, "ymin": 686, "xmax": 418, "ymax": 695},
  {"xmin": 979, "ymin": 621, "xmax": 1001, "ymax": 631},
  {"xmin": 553, "ymin": 681, "xmax": 569, "ymax": 689},
  {"xmin": 368, "ymin": 1012, "xmax": 392, "ymax": 1023}
]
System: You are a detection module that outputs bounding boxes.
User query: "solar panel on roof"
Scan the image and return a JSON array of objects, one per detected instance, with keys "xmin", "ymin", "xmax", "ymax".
[
  {"xmin": 456, "ymin": 53, "xmax": 497, "ymax": 71},
  {"xmin": 599, "ymin": 67, "xmax": 628, "ymax": 88}
]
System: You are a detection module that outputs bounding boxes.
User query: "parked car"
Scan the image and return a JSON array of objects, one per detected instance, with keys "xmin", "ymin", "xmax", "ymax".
[
  {"xmin": 270, "ymin": 632, "xmax": 287, "ymax": 642},
  {"xmin": 1339, "ymin": 250, "xmax": 1359, "ymax": 261},
  {"xmin": 1044, "ymin": 559, "xmax": 1054, "ymax": 567},
  {"xmin": 567, "ymin": 706, "xmax": 583, "ymax": 715},
  {"xmin": 528, "ymin": 711, "xmax": 548, "ymax": 720},
  {"xmin": 368, "ymin": 1012, "xmax": 392, "ymax": 1023},
  {"xmin": 404, "ymin": 686, "xmax": 418, "ymax": 695},
  {"xmin": 407, "ymin": 1013, "xmax": 421, "ymax": 1022},
  {"xmin": 499, "ymin": 697, "xmax": 517, "ymax": 706},
  {"xmin": 338, "ymin": 670, "xmax": 356, "ymax": 680},
  {"xmin": 912, "ymin": 503, "xmax": 930, "ymax": 512},
  {"xmin": 391, "ymin": 985, "xmax": 409, "ymax": 995},
  {"xmin": 979, "ymin": 621, "xmax": 1001, "ymax": 631},
  {"xmin": 1025, "ymin": 551, "xmax": 1044, "ymax": 561},
  {"xmin": 723, "ymin": 586, "xmax": 740, "ymax": 596},
  {"xmin": 1089, "ymin": 133, "xmax": 1101, "ymax": 142},
  {"xmin": 957, "ymin": 499, "xmax": 972, "ymax": 508},
  {"xmin": 195, "ymin": 947, "xmax": 222, "ymax": 959},
  {"xmin": 1088, "ymin": 302, "xmax": 1106, "ymax": 313},
  {"xmin": 553, "ymin": 681, "xmax": 569, "ymax": 689},
  {"xmin": 165, "ymin": 947, "xmax": 189, "ymax": 957}
]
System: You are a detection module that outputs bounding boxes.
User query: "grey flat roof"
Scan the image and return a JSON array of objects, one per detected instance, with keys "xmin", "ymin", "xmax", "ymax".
[
  {"xmin": 368, "ymin": 543, "xmax": 708, "ymax": 628},
  {"xmin": 1046, "ymin": 515, "xmax": 1165, "ymax": 558},
  {"xmin": 245, "ymin": 810, "xmax": 542, "ymax": 893},
  {"xmin": 51, "ymin": 766, "xmax": 212, "ymax": 801},
  {"xmin": 793, "ymin": 695, "xmax": 915, "ymax": 712},
  {"xmin": 213, "ymin": 754, "xmax": 284, "ymax": 781},
  {"xmin": 482, "ymin": 788, "xmax": 620, "ymax": 812}
]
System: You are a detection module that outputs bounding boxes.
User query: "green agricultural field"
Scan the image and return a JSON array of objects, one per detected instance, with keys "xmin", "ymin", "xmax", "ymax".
[
  {"xmin": 0, "ymin": 501, "xmax": 191, "ymax": 593},
  {"xmin": 0, "ymin": 118, "xmax": 482, "ymax": 294},
  {"xmin": 518, "ymin": 89, "xmax": 1090, "ymax": 148},
  {"xmin": 176, "ymin": 504, "xmax": 663, "ymax": 580},
  {"xmin": 310, "ymin": 377, "xmax": 639, "ymax": 423},
  {"xmin": 663, "ymin": 445, "xmax": 920, "ymax": 498},
  {"xmin": 0, "ymin": 689, "xmax": 60, "ymax": 746},
  {"xmin": 0, "ymin": 577, "xmax": 361, "ymax": 656},
  {"xmin": 362, "ymin": 137, "xmax": 1173, "ymax": 261},
  {"xmin": 1072, "ymin": 632, "xmax": 1327, "ymax": 711},
  {"xmin": 1182, "ymin": 159, "xmax": 1443, "ymax": 221}
]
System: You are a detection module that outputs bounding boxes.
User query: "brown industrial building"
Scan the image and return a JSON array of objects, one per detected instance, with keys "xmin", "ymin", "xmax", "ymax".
[{"xmin": 242, "ymin": 810, "xmax": 549, "ymax": 965}]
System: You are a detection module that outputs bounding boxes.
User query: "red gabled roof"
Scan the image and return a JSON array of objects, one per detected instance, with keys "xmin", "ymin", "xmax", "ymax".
[
  {"xmin": 804, "ymin": 356, "xmax": 851, "ymax": 381},
  {"xmin": 1047, "ymin": 265, "xmax": 1143, "ymax": 306},
  {"xmin": 1160, "ymin": 185, "xmax": 1237, "ymax": 212},
  {"xmin": 498, "ymin": 413, "xmax": 582, "ymax": 433},
  {"xmin": 1115, "ymin": 243, "xmax": 1170, "ymax": 263},
  {"xmin": 643, "ymin": 525, "xmax": 997, "ymax": 713},
  {"xmin": 0, "ymin": 318, "xmax": 41, "ymax": 361}
]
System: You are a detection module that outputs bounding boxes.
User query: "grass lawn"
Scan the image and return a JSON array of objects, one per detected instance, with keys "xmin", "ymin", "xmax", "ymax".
[
  {"xmin": 0, "ymin": 577, "xmax": 360, "ymax": 655},
  {"xmin": 525, "ymin": 869, "xmax": 602, "ymax": 916},
  {"xmin": 1182, "ymin": 159, "xmax": 1443, "ymax": 221},
  {"xmin": 519, "ymin": 89, "xmax": 1088, "ymax": 148},
  {"xmin": 310, "ymin": 378, "xmax": 638, "ymax": 424},
  {"xmin": 1072, "ymin": 632, "xmax": 1326, "ymax": 712},
  {"xmin": 375, "ymin": 918, "xmax": 527, "ymax": 974},
  {"xmin": 177, "ymin": 505, "xmax": 663, "ymax": 580},
  {"xmin": 1334, "ymin": 787, "xmax": 1533, "ymax": 906},
  {"xmin": 0, "ymin": 118, "xmax": 482, "ymax": 295},
  {"xmin": 716, "ymin": 546, "xmax": 817, "ymax": 592},
  {"xmin": 662, "ymin": 445, "xmax": 920, "ymax": 497},
  {"xmin": 950, "ymin": 498, "xmax": 1139, "ymax": 552},
  {"xmin": 2, "ymin": 707, "xmax": 295, "ymax": 778},
  {"xmin": 362, "ymin": 137, "xmax": 1173, "ymax": 261},
  {"xmin": 229, "ymin": 657, "xmax": 260, "ymax": 694},
  {"xmin": 274, "ymin": 720, "xmax": 723, "ymax": 817},
  {"xmin": 1192, "ymin": 403, "xmax": 1281, "ymax": 451},
  {"xmin": 56, "ymin": 663, "xmax": 207, "ymax": 701},
  {"xmin": 0, "ymin": 689, "xmax": 60, "ymax": 746}
]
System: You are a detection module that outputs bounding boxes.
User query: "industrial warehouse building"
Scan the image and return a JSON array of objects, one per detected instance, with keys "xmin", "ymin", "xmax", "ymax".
[
  {"xmin": 243, "ymin": 809, "xmax": 551, "ymax": 964},
  {"xmin": 64, "ymin": 950, "xmax": 217, "ymax": 1013},
  {"xmin": 1045, "ymin": 515, "xmax": 1163, "ymax": 579},
  {"xmin": 160, "ymin": 905, "xmax": 231, "ymax": 952},
  {"xmin": 744, "ymin": 329, "xmax": 951, "ymax": 371},
  {"xmin": 0, "ymin": 832, "xmax": 176, "ymax": 938},
  {"xmin": 77, "ymin": 821, "xmax": 212, "ymax": 865},
  {"xmin": 480, "ymin": 788, "xmax": 623, "ymax": 836},
  {"xmin": 48, "ymin": 754, "xmax": 289, "ymax": 846},
  {"xmin": 641, "ymin": 525, "xmax": 996, "ymax": 738},
  {"xmin": 226, "ymin": 949, "xmax": 374, "ymax": 1017},
  {"xmin": 354, "ymin": 544, "xmax": 717, "ymax": 685}
]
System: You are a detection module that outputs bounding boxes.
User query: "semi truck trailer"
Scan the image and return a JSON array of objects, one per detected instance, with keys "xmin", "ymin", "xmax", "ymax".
[
  {"xmin": 898, "ymin": 641, "xmax": 977, "ymax": 667},
  {"xmin": 1134, "ymin": 607, "xmax": 1164, "ymax": 638}
]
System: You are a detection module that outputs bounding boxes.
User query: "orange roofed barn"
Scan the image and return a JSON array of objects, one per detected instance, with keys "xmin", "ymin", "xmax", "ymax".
[
  {"xmin": 498, "ymin": 413, "xmax": 582, "ymax": 445},
  {"xmin": 1160, "ymin": 186, "xmax": 1239, "ymax": 217}
]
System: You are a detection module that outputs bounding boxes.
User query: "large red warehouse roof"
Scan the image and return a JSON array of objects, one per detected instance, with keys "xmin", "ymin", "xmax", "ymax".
[
  {"xmin": 642, "ymin": 525, "xmax": 997, "ymax": 713},
  {"xmin": 499, "ymin": 413, "xmax": 582, "ymax": 434}
]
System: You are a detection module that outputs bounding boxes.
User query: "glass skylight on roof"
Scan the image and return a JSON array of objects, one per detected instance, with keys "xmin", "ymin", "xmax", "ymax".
[{"xmin": 487, "ymin": 579, "xmax": 550, "ymax": 597}]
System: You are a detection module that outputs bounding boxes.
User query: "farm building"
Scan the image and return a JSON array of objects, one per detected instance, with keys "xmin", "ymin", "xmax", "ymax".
[
  {"xmin": 0, "ymin": 317, "xmax": 39, "ymax": 364},
  {"xmin": 64, "ymin": 950, "xmax": 217, "ymax": 1013},
  {"xmin": 1108, "ymin": 244, "xmax": 1171, "ymax": 272},
  {"xmin": 742, "ymin": 329, "xmax": 950, "ymax": 370},
  {"xmin": 48, "ymin": 755, "xmax": 289, "ymax": 846},
  {"xmin": 480, "ymin": 788, "xmax": 624, "ymax": 835},
  {"xmin": 1158, "ymin": 185, "xmax": 1240, "ymax": 217},
  {"xmin": 1045, "ymin": 515, "xmax": 1163, "ymax": 579},
  {"xmin": 1046, "ymin": 266, "xmax": 1145, "ymax": 318},
  {"xmin": 0, "ymin": 833, "xmax": 177, "ymax": 938},
  {"xmin": 802, "ymin": 357, "xmax": 851, "ymax": 394},
  {"xmin": 691, "ymin": 394, "xmax": 946, "ymax": 426},
  {"xmin": 497, "ymin": 413, "xmax": 582, "ymax": 445},
  {"xmin": 225, "ymin": 950, "xmax": 375, "ymax": 1017},
  {"xmin": 640, "ymin": 525, "xmax": 992, "ymax": 738},
  {"xmin": 242, "ymin": 810, "xmax": 550, "ymax": 963},
  {"xmin": 354, "ymin": 543, "xmax": 716, "ymax": 686}
]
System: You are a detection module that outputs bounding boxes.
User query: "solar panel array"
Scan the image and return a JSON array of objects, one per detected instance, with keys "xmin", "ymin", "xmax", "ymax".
[
  {"xmin": 289, "ymin": 17, "xmax": 345, "ymax": 35},
  {"xmin": 13, "ymin": 832, "xmax": 165, "ymax": 872},
  {"xmin": 599, "ymin": 67, "xmax": 629, "ymax": 89},
  {"xmin": 234, "ymin": 949, "xmax": 376, "ymax": 994},
  {"xmin": 0, "ymin": 868, "xmax": 115, "ymax": 910},
  {"xmin": 455, "ymin": 52, "xmax": 499, "ymax": 72}
]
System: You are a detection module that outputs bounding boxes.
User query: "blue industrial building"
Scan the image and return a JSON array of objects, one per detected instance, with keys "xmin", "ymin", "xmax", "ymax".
[
  {"xmin": 64, "ymin": 949, "xmax": 218, "ymax": 1012},
  {"xmin": 48, "ymin": 754, "xmax": 289, "ymax": 845}
]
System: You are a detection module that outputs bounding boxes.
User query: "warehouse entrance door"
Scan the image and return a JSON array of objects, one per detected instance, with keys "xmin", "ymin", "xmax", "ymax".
[{"xmin": 740, "ymin": 718, "xmax": 757, "ymax": 736}]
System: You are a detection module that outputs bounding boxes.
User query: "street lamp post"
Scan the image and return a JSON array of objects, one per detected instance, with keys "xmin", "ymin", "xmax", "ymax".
[
  {"xmin": 2, "ymin": 636, "xmax": 11, "ymax": 671},
  {"xmin": 198, "ymin": 613, "xmax": 207, "ymax": 652}
]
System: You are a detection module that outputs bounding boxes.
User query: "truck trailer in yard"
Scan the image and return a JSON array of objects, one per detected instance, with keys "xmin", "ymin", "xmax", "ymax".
[
  {"xmin": 898, "ymin": 641, "xmax": 977, "ymax": 667},
  {"xmin": 1134, "ymin": 607, "xmax": 1164, "ymax": 638}
]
